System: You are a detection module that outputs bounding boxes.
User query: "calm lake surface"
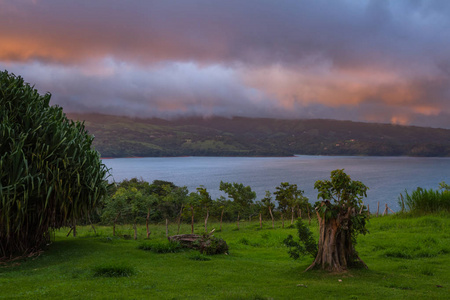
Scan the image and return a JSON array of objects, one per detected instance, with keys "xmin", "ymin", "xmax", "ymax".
[{"xmin": 102, "ymin": 156, "xmax": 450, "ymax": 212}]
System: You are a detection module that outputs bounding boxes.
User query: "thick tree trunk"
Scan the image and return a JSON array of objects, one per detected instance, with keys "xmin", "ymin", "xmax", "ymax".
[{"xmin": 306, "ymin": 207, "xmax": 367, "ymax": 272}]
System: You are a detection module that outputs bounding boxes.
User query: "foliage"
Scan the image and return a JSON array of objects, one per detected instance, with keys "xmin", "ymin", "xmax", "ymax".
[
  {"xmin": 219, "ymin": 181, "xmax": 256, "ymax": 213},
  {"xmin": 283, "ymin": 219, "xmax": 318, "ymax": 260},
  {"xmin": 314, "ymin": 169, "xmax": 369, "ymax": 238},
  {"xmin": 399, "ymin": 185, "xmax": 450, "ymax": 214},
  {"xmin": 439, "ymin": 181, "xmax": 450, "ymax": 191},
  {"xmin": 274, "ymin": 182, "xmax": 309, "ymax": 223},
  {"xmin": 0, "ymin": 70, "xmax": 109, "ymax": 257}
]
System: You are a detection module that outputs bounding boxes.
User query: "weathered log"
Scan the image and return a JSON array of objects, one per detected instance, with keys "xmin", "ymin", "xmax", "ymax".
[{"xmin": 168, "ymin": 230, "xmax": 228, "ymax": 255}]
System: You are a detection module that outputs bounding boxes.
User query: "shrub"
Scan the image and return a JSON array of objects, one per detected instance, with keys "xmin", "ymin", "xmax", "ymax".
[{"xmin": 283, "ymin": 218, "xmax": 318, "ymax": 260}]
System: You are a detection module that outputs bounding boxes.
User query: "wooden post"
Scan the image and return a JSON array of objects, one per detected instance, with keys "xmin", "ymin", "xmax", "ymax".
[
  {"xmin": 376, "ymin": 202, "xmax": 380, "ymax": 217},
  {"xmin": 165, "ymin": 218, "xmax": 169, "ymax": 239},
  {"xmin": 220, "ymin": 208, "xmax": 224, "ymax": 231},
  {"xmin": 259, "ymin": 213, "xmax": 262, "ymax": 229},
  {"xmin": 191, "ymin": 206, "xmax": 194, "ymax": 234}
]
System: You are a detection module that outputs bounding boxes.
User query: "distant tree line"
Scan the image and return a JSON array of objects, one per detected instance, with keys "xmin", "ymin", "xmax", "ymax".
[{"xmin": 94, "ymin": 178, "xmax": 314, "ymax": 239}]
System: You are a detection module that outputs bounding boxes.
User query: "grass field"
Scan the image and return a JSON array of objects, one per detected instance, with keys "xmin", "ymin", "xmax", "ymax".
[{"xmin": 1, "ymin": 214, "xmax": 449, "ymax": 299}]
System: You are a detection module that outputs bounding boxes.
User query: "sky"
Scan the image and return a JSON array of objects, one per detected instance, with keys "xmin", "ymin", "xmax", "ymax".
[{"xmin": 1, "ymin": 0, "xmax": 450, "ymax": 129}]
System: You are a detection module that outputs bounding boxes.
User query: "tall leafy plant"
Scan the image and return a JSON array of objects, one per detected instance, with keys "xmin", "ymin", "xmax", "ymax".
[{"xmin": 0, "ymin": 70, "xmax": 109, "ymax": 258}]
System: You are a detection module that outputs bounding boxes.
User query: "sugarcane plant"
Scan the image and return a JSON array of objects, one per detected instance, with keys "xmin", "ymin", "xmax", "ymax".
[{"xmin": 0, "ymin": 70, "xmax": 109, "ymax": 258}]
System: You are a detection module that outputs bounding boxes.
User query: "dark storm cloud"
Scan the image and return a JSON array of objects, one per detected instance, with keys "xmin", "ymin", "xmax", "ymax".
[{"xmin": 1, "ymin": 0, "xmax": 449, "ymax": 128}]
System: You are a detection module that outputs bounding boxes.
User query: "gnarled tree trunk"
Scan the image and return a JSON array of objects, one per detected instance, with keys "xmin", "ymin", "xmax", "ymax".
[{"xmin": 306, "ymin": 206, "xmax": 367, "ymax": 272}]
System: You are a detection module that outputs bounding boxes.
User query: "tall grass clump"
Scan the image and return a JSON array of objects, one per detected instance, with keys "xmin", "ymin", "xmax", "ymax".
[{"xmin": 399, "ymin": 186, "xmax": 450, "ymax": 214}]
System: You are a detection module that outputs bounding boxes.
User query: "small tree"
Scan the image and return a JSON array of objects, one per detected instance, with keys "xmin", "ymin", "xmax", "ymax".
[
  {"xmin": 197, "ymin": 186, "xmax": 213, "ymax": 233},
  {"xmin": 262, "ymin": 191, "xmax": 275, "ymax": 229},
  {"xmin": 274, "ymin": 182, "xmax": 304, "ymax": 228},
  {"xmin": 219, "ymin": 181, "xmax": 256, "ymax": 230},
  {"xmin": 102, "ymin": 186, "xmax": 149, "ymax": 240},
  {"xmin": 306, "ymin": 169, "xmax": 369, "ymax": 272},
  {"xmin": 157, "ymin": 185, "xmax": 188, "ymax": 238},
  {"xmin": 186, "ymin": 192, "xmax": 201, "ymax": 234},
  {"xmin": 214, "ymin": 196, "xmax": 228, "ymax": 231}
]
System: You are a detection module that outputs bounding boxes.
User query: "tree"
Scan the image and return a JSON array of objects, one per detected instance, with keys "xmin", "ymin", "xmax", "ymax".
[
  {"xmin": 219, "ymin": 181, "xmax": 256, "ymax": 230},
  {"xmin": 157, "ymin": 184, "xmax": 188, "ymax": 238},
  {"xmin": 306, "ymin": 169, "xmax": 369, "ymax": 272},
  {"xmin": 213, "ymin": 196, "xmax": 230, "ymax": 231},
  {"xmin": 0, "ymin": 70, "xmax": 109, "ymax": 258},
  {"xmin": 262, "ymin": 191, "xmax": 275, "ymax": 229},
  {"xmin": 186, "ymin": 192, "xmax": 201, "ymax": 234},
  {"xmin": 274, "ymin": 182, "xmax": 304, "ymax": 228},
  {"xmin": 197, "ymin": 186, "xmax": 213, "ymax": 233},
  {"xmin": 113, "ymin": 178, "xmax": 156, "ymax": 238}
]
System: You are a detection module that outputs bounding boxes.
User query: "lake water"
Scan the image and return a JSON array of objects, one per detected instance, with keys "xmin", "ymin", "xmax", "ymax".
[{"xmin": 102, "ymin": 156, "xmax": 450, "ymax": 212}]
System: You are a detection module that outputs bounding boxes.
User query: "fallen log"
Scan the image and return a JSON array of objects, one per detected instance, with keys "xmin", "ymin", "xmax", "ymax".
[{"xmin": 168, "ymin": 229, "xmax": 228, "ymax": 255}]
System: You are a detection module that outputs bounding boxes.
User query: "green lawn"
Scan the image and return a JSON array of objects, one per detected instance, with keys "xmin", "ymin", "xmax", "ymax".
[{"xmin": 1, "ymin": 214, "xmax": 449, "ymax": 299}]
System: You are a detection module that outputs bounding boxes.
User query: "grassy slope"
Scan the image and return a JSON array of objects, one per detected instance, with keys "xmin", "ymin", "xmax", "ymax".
[{"xmin": 1, "ymin": 214, "xmax": 449, "ymax": 299}]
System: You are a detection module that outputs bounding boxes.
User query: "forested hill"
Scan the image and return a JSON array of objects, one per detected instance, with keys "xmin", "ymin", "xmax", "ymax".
[{"xmin": 68, "ymin": 113, "xmax": 450, "ymax": 157}]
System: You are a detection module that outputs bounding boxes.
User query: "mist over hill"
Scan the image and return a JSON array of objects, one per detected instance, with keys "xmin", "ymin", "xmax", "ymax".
[{"xmin": 68, "ymin": 114, "xmax": 450, "ymax": 158}]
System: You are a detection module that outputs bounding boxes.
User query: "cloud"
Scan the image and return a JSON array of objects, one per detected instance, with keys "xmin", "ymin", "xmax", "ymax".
[{"xmin": 1, "ymin": 0, "xmax": 449, "ymax": 128}]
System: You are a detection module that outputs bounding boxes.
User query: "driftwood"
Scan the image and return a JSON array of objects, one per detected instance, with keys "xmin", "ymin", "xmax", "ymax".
[{"xmin": 168, "ymin": 229, "xmax": 228, "ymax": 255}]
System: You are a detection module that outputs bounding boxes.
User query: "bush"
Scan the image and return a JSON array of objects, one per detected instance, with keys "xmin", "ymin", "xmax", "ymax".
[{"xmin": 283, "ymin": 218, "xmax": 318, "ymax": 260}]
